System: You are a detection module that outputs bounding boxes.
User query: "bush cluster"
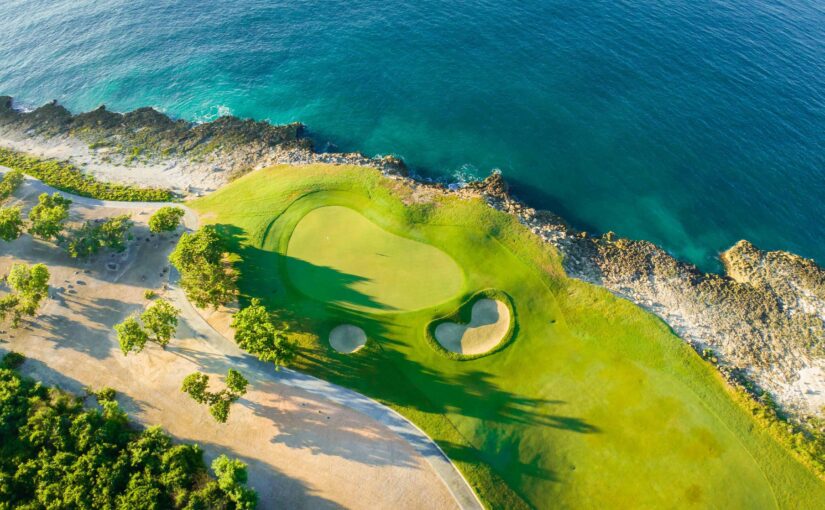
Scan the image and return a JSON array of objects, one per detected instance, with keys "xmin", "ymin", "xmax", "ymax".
[
  {"xmin": 169, "ymin": 226, "xmax": 237, "ymax": 308},
  {"xmin": 0, "ymin": 147, "xmax": 173, "ymax": 202},
  {"xmin": 0, "ymin": 169, "xmax": 24, "ymax": 201},
  {"xmin": 0, "ymin": 366, "xmax": 257, "ymax": 509}
]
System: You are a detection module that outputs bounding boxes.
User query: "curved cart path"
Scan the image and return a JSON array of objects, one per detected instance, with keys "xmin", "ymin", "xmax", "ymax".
[{"xmin": 0, "ymin": 169, "xmax": 483, "ymax": 510}]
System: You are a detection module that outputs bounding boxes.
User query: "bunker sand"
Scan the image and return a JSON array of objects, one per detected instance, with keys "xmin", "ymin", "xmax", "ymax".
[{"xmin": 434, "ymin": 299, "xmax": 510, "ymax": 355}]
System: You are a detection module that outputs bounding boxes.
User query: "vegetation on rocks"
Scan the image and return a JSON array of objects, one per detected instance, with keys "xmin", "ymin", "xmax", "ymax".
[
  {"xmin": 181, "ymin": 369, "xmax": 249, "ymax": 424},
  {"xmin": 0, "ymin": 360, "xmax": 257, "ymax": 509},
  {"xmin": 0, "ymin": 263, "xmax": 49, "ymax": 328},
  {"xmin": 0, "ymin": 147, "xmax": 172, "ymax": 201},
  {"xmin": 169, "ymin": 225, "xmax": 237, "ymax": 308}
]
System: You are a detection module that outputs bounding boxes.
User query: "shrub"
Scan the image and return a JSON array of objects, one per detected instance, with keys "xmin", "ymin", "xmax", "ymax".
[
  {"xmin": 149, "ymin": 206, "xmax": 185, "ymax": 233},
  {"xmin": 0, "ymin": 169, "xmax": 24, "ymax": 200},
  {"xmin": 64, "ymin": 214, "xmax": 133, "ymax": 258},
  {"xmin": 28, "ymin": 192, "xmax": 71, "ymax": 240},
  {"xmin": 0, "ymin": 147, "xmax": 173, "ymax": 201},
  {"xmin": 144, "ymin": 289, "xmax": 157, "ymax": 300},
  {"xmin": 0, "ymin": 206, "xmax": 24, "ymax": 241}
]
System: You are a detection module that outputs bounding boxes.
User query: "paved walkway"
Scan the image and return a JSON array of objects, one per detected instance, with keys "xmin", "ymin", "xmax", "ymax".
[{"xmin": 1, "ymin": 167, "xmax": 483, "ymax": 510}]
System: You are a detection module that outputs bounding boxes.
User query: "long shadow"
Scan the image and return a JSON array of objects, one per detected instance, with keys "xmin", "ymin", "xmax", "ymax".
[
  {"xmin": 209, "ymin": 221, "xmax": 598, "ymax": 494},
  {"xmin": 168, "ymin": 342, "xmax": 418, "ymax": 469},
  {"xmin": 214, "ymin": 223, "xmax": 396, "ymax": 312},
  {"xmin": 196, "ymin": 439, "xmax": 346, "ymax": 510}
]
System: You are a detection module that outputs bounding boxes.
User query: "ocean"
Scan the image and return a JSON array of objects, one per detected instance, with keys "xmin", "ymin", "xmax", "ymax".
[{"xmin": 0, "ymin": 0, "xmax": 822, "ymax": 272}]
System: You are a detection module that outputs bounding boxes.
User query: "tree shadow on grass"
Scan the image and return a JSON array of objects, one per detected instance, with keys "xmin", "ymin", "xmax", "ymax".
[
  {"xmin": 213, "ymin": 223, "xmax": 397, "ymax": 313},
  {"xmin": 209, "ymin": 221, "xmax": 598, "ymax": 492}
]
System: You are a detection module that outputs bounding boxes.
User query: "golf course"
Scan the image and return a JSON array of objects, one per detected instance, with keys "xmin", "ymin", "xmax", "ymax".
[{"xmin": 191, "ymin": 164, "xmax": 825, "ymax": 509}]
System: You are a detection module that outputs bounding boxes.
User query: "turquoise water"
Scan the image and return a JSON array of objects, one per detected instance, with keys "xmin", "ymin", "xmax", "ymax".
[{"xmin": 0, "ymin": 0, "xmax": 823, "ymax": 272}]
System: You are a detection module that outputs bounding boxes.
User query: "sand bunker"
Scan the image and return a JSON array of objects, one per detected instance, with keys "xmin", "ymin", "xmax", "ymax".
[
  {"xmin": 434, "ymin": 299, "xmax": 511, "ymax": 355},
  {"xmin": 329, "ymin": 324, "xmax": 367, "ymax": 353}
]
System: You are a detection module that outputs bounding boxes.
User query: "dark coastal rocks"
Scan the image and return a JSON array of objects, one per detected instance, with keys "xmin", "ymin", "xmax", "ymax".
[
  {"xmin": 0, "ymin": 96, "xmax": 406, "ymax": 179},
  {"xmin": 451, "ymin": 172, "xmax": 825, "ymax": 418}
]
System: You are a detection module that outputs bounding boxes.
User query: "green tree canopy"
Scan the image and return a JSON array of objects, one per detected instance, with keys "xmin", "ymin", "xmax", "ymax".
[
  {"xmin": 149, "ymin": 206, "xmax": 186, "ymax": 233},
  {"xmin": 0, "ymin": 206, "xmax": 24, "ymax": 241},
  {"xmin": 0, "ymin": 169, "xmax": 24, "ymax": 200},
  {"xmin": 181, "ymin": 369, "xmax": 249, "ymax": 424},
  {"xmin": 64, "ymin": 214, "xmax": 134, "ymax": 258},
  {"xmin": 0, "ymin": 262, "xmax": 49, "ymax": 327},
  {"xmin": 115, "ymin": 315, "xmax": 150, "ymax": 356},
  {"xmin": 0, "ymin": 366, "xmax": 256, "ymax": 508},
  {"xmin": 141, "ymin": 299, "xmax": 180, "ymax": 348},
  {"xmin": 28, "ymin": 192, "xmax": 71, "ymax": 240},
  {"xmin": 169, "ymin": 225, "xmax": 237, "ymax": 308},
  {"xmin": 231, "ymin": 298, "xmax": 296, "ymax": 369}
]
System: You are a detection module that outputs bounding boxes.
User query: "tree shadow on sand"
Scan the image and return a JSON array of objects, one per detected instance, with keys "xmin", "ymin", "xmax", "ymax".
[{"xmin": 210, "ymin": 222, "xmax": 599, "ymax": 490}]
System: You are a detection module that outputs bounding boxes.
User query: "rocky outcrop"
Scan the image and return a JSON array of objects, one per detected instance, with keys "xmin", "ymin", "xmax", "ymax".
[
  {"xmin": 2, "ymin": 96, "xmax": 822, "ymax": 420},
  {"xmin": 459, "ymin": 174, "xmax": 825, "ymax": 419},
  {"xmin": 0, "ymin": 97, "xmax": 407, "ymax": 179}
]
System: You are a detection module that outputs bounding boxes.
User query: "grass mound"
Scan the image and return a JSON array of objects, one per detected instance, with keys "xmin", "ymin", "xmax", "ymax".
[
  {"xmin": 286, "ymin": 204, "xmax": 463, "ymax": 312},
  {"xmin": 191, "ymin": 164, "xmax": 825, "ymax": 509}
]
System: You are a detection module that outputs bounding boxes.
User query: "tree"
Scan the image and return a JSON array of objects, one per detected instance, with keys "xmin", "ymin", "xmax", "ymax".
[
  {"xmin": 212, "ymin": 455, "xmax": 258, "ymax": 509},
  {"xmin": 140, "ymin": 299, "xmax": 179, "ymax": 348},
  {"xmin": 169, "ymin": 226, "xmax": 237, "ymax": 308},
  {"xmin": 149, "ymin": 206, "xmax": 185, "ymax": 233},
  {"xmin": 64, "ymin": 214, "xmax": 133, "ymax": 258},
  {"xmin": 0, "ymin": 206, "xmax": 24, "ymax": 241},
  {"xmin": 180, "ymin": 369, "xmax": 248, "ymax": 424},
  {"xmin": 28, "ymin": 192, "xmax": 71, "ymax": 240},
  {"xmin": 1, "ymin": 263, "xmax": 50, "ymax": 327},
  {"xmin": 231, "ymin": 298, "xmax": 296, "ymax": 368},
  {"xmin": 0, "ymin": 367, "xmax": 255, "ymax": 508},
  {"xmin": 115, "ymin": 315, "xmax": 149, "ymax": 356}
]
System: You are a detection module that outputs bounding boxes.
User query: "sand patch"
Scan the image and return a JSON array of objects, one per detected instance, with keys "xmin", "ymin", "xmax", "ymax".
[
  {"xmin": 330, "ymin": 324, "xmax": 367, "ymax": 353},
  {"xmin": 434, "ymin": 299, "xmax": 510, "ymax": 355}
]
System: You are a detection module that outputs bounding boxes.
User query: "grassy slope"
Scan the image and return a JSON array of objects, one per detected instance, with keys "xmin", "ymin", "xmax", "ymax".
[{"xmin": 191, "ymin": 164, "xmax": 825, "ymax": 509}]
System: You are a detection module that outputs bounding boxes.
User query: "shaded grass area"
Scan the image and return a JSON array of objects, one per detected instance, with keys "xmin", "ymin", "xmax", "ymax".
[
  {"xmin": 425, "ymin": 289, "xmax": 517, "ymax": 360},
  {"xmin": 191, "ymin": 164, "xmax": 825, "ymax": 509}
]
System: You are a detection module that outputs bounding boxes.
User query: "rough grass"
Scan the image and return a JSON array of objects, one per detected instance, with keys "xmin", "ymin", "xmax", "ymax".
[{"xmin": 191, "ymin": 164, "xmax": 825, "ymax": 509}]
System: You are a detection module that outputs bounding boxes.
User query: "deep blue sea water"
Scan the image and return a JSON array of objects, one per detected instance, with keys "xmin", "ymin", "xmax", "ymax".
[{"xmin": 0, "ymin": 0, "xmax": 823, "ymax": 272}]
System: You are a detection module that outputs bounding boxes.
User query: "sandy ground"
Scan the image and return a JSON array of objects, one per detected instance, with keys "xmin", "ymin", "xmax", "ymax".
[
  {"xmin": 434, "ymin": 299, "xmax": 510, "ymax": 355},
  {"xmin": 0, "ymin": 176, "xmax": 462, "ymax": 509},
  {"xmin": 0, "ymin": 131, "xmax": 228, "ymax": 196},
  {"xmin": 329, "ymin": 325, "xmax": 367, "ymax": 353}
]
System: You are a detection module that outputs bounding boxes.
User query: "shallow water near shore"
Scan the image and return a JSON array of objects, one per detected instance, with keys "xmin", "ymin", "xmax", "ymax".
[{"xmin": 0, "ymin": 0, "xmax": 823, "ymax": 272}]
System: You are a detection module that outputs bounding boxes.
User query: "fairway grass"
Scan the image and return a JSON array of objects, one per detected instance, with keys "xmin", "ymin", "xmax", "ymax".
[{"xmin": 191, "ymin": 164, "xmax": 825, "ymax": 509}]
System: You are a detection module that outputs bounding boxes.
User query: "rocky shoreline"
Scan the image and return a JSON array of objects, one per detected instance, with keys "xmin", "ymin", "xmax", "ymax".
[{"xmin": 1, "ymin": 96, "xmax": 823, "ymax": 424}]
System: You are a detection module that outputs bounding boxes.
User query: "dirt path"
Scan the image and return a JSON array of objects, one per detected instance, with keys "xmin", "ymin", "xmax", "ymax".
[{"xmin": 0, "ymin": 170, "xmax": 481, "ymax": 509}]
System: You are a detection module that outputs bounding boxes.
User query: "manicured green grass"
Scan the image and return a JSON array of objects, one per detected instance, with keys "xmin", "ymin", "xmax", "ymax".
[
  {"xmin": 286, "ymin": 204, "xmax": 463, "ymax": 312},
  {"xmin": 191, "ymin": 164, "xmax": 825, "ymax": 509}
]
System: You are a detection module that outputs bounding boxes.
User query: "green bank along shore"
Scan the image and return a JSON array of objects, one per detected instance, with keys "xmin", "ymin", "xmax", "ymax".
[
  {"xmin": 187, "ymin": 163, "xmax": 825, "ymax": 508},
  {"xmin": 1, "ymin": 98, "xmax": 824, "ymax": 509}
]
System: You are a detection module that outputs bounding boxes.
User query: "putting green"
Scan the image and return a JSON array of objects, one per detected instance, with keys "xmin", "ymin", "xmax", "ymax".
[
  {"xmin": 191, "ymin": 164, "xmax": 825, "ymax": 510},
  {"xmin": 286, "ymin": 205, "xmax": 463, "ymax": 312}
]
